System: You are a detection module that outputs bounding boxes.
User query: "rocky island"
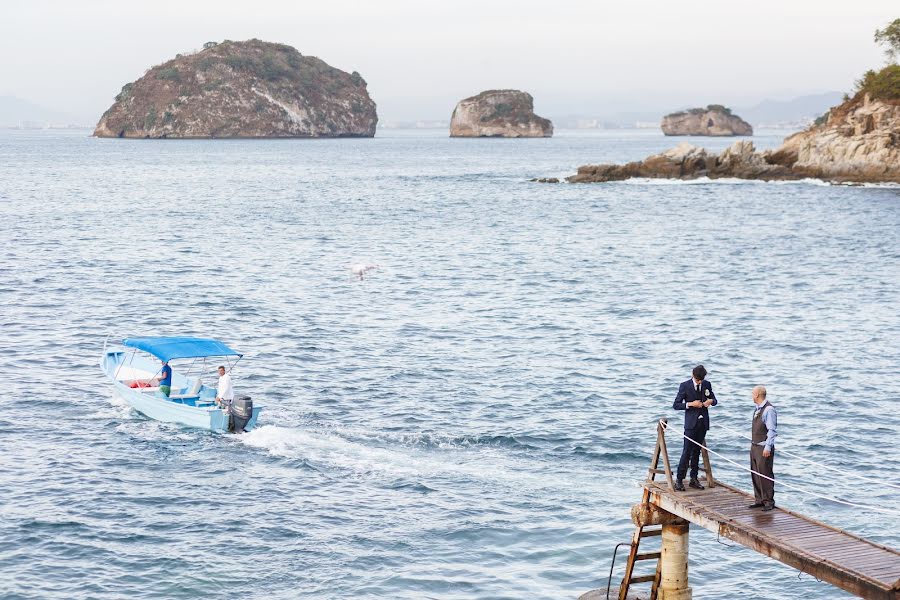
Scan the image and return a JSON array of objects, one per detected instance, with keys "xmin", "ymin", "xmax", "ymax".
[
  {"xmin": 449, "ymin": 90, "xmax": 552, "ymax": 137},
  {"xmin": 94, "ymin": 39, "xmax": 377, "ymax": 138},
  {"xmin": 661, "ymin": 104, "xmax": 753, "ymax": 136}
]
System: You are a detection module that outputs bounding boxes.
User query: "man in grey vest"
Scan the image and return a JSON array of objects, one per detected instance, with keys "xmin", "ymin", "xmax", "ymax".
[{"xmin": 749, "ymin": 385, "xmax": 778, "ymax": 511}]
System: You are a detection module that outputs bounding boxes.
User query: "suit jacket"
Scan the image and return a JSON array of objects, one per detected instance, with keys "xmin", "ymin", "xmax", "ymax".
[{"xmin": 673, "ymin": 379, "xmax": 717, "ymax": 431}]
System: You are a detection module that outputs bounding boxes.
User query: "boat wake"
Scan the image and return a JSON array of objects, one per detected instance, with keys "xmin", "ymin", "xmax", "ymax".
[{"xmin": 238, "ymin": 425, "xmax": 578, "ymax": 491}]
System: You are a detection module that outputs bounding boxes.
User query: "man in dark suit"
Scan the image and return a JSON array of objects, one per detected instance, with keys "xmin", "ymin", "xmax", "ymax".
[{"xmin": 672, "ymin": 364, "xmax": 718, "ymax": 491}]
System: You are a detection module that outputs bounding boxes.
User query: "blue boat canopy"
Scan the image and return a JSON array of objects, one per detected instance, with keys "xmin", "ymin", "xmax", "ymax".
[{"xmin": 122, "ymin": 337, "xmax": 242, "ymax": 363}]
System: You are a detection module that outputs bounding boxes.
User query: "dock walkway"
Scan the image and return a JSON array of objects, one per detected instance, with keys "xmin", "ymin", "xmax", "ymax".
[{"xmin": 644, "ymin": 478, "xmax": 900, "ymax": 599}]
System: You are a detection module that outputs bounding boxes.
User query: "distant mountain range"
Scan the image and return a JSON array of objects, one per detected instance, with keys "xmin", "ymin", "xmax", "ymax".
[
  {"xmin": 0, "ymin": 95, "xmax": 90, "ymax": 128},
  {"xmin": 2, "ymin": 91, "xmax": 847, "ymax": 131},
  {"xmin": 549, "ymin": 92, "xmax": 846, "ymax": 130},
  {"xmin": 734, "ymin": 92, "xmax": 845, "ymax": 127}
]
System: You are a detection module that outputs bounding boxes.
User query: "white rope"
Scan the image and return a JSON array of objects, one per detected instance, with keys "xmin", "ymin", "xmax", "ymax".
[
  {"xmin": 713, "ymin": 420, "xmax": 900, "ymax": 492},
  {"xmin": 660, "ymin": 420, "xmax": 900, "ymax": 517}
]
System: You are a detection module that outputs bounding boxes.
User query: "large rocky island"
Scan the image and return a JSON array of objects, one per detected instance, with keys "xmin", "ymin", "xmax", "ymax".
[
  {"xmin": 567, "ymin": 90, "xmax": 900, "ymax": 184},
  {"xmin": 661, "ymin": 105, "xmax": 753, "ymax": 136},
  {"xmin": 94, "ymin": 39, "xmax": 377, "ymax": 138},
  {"xmin": 450, "ymin": 90, "xmax": 552, "ymax": 137}
]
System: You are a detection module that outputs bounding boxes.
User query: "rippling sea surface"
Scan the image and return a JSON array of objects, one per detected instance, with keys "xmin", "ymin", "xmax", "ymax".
[{"xmin": 1, "ymin": 128, "xmax": 899, "ymax": 600}]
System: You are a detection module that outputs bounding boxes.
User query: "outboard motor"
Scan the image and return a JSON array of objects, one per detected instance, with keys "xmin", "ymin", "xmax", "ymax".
[{"xmin": 229, "ymin": 395, "xmax": 253, "ymax": 433}]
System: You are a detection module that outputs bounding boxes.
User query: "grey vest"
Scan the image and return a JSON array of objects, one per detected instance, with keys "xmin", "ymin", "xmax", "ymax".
[{"xmin": 752, "ymin": 402, "xmax": 775, "ymax": 444}]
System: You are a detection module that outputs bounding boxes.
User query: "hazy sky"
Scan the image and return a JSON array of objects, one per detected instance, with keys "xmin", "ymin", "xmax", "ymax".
[{"xmin": 1, "ymin": 0, "xmax": 895, "ymax": 122}]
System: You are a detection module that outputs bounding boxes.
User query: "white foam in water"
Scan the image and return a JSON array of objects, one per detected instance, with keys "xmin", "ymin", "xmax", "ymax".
[
  {"xmin": 619, "ymin": 176, "xmax": 899, "ymax": 187},
  {"xmin": 93, "ymin": 391, "xmax": 137, "ymax": 420},
  {"xmin": 620, "ymin": 176, "xmax": 838, "ymax": 186},
  {"xmin": 239, "ymin": 425, "xmax": 576, "ymax": 490}
]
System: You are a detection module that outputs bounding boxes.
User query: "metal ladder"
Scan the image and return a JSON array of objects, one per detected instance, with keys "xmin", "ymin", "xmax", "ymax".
[{"xmin": 617, "ymin": 488, "xmax": 663, "ymax": 600}]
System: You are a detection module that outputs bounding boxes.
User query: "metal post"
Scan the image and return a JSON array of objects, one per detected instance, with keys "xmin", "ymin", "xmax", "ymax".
[{"xmin": 659, "ymin": 522, "xmax": 692, "ymax": 600}]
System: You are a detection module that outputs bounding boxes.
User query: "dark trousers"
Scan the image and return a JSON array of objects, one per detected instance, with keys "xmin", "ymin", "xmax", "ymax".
[
  {"xmin": 677, "ymin": 427, "xmax": 706, "ymax": 481},
  {"xmin": 750, "ymin": 445, "xmax": 775, "ymax": 506}
]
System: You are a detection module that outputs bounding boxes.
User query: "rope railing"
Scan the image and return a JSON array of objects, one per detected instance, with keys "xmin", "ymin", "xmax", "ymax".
[
  {"xmin": 711, "ymin": 420, "xmax": 900, "ymax": 493},
  {"xmin": 659, "ymin": 419, "xmax": 900, "ymax": 517}
]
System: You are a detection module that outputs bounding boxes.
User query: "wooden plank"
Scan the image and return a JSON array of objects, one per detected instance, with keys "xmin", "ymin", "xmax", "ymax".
[
  {"xmin": 864, "ymin": 567, "xmax": 900, "ymax": 580},
  {"xmin": 804, "ymin": 538, "xmax": 888, "ymax": 552},
  {"xmin": 658, "ymin": 423, "xmax": 675, "ymax": 491},
  {"xmin": 846, "ymin": 560, "xmax": 900, "ymax": 574},
  {"xmin": 640, "ymin": 528, "xmax": 663, "ymax": 538},
  {"xmin": 647, "ymin": 430, "xmax": 662, "ymax": 482},
  {"xmin": 619, "ymin": 526, "xmax": 642, "ymax": 600},
  {"xmin": 778, "ymin": 530, "xmax": 852, "ymax": 541},
  {"xmin": 629, "ymin": 574, "xmax": 656, "ymax": 584},
  {"xmin": 636, "ymin": 551, "xmax": 661, "ymax": 561},
  {"xmin": 700, "ymin": 446, "xmax": 715, "ymax": 487},
  {"xmin": 839, "ymin": 561, "xmax": 900, "ymax": 576}
]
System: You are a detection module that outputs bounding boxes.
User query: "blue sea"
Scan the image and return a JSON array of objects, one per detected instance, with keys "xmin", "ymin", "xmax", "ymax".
[{"xmin": 1, "ymin": 128, "xmax": 898, "ymax": 599}]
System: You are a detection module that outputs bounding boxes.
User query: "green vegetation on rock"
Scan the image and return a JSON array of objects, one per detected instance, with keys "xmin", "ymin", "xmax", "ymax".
[
  {"xmin": 874, "ymin": 18, "xmax": 900, "ymax": 63},
  {"xmin": 156, "ymin": 68, "xmax": 181, "ymax": 82},
  {"xmin": 856, "ymin": 65, "xmax": 900, "ymax": 101},
  {"xmin": 813, "ymin": 111, "xmax": 830, "ymax": 126}
]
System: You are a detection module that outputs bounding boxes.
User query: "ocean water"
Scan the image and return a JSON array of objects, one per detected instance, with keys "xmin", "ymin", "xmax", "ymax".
[{"xmin": 0, "ymin": 128, "xmax": 898, "ymax": 600}]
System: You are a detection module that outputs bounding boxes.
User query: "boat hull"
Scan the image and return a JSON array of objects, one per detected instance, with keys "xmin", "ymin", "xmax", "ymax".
[{"xmin": 101, "ymin": 350, "xmax": 261, "ymax": 433}]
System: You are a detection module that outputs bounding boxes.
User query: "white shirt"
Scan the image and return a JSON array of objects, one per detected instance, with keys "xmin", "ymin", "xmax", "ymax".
[{"xmin": 217, "ymin": 373, "xmax": 234, "ymax": 400}]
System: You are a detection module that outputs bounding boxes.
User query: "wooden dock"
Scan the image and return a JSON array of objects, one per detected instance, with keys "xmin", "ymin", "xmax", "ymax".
[
  {"xmin": 610, "ymin": 419, "xmax": 900, "ymax": 600},
  {"xmin": 645, "ymin": 478, "xmax": 900, "ymax": 600}
]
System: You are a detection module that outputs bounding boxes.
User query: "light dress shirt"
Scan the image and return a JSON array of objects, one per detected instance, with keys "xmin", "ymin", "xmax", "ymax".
[
  {"xmin": 753, "ymin": 401, "xmax": 778, "ymax": 452},
  {"xmin": 694, "ymin": 379, "xmax": 705, "ymax": 421},
  {"xmin": 217, "ymin": 373, "xmax": 234, "ymax": 401}
]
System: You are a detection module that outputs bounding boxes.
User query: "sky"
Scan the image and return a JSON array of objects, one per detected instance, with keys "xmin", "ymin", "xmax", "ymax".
[{"xmin": 0, "ymin": 0, "xmax": 895, "ymax": 123}]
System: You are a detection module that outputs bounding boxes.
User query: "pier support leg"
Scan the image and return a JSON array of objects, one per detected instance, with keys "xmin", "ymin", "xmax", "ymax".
[{"xmin": 659, "ymin": 522, "xmax": 692, "ymax": 600}]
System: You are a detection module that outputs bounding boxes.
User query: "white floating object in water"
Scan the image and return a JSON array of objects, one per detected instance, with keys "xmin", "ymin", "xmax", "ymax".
[{"xmin": 350, "ymin": 263, "xmax": 378, "ymax": 280}]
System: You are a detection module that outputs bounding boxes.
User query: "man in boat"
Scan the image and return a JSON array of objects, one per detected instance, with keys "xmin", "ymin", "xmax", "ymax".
[
  {"xmin": 749, "ymin": 385, "xmax": 778, "ymax": 511},
  {"xmin": 158, "ymin": 362, "xmax": 173, "ymax": 397},
  {"xmin": 216, "ymin": 365, "xmax": 234, "ymax": 409},
  {"xmin": 672, "ymin": 364, "xmax": 718, "ymax": 491}
]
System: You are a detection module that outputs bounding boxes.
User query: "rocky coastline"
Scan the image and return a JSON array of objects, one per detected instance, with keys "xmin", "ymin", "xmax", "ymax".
[{"xmin": 567, "ymin": 94, "xmax": 900, "ymax": 184}]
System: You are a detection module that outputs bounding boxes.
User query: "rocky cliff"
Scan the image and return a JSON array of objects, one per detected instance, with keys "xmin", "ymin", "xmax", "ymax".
[
  {"xmin": 567, "ymin": 94, "xmax": 900, "ymax": 184},
  {"xmin": 778, "ymin": 93, "xmax": 900, "ymax": 182},
  {"xmin": 449, "ymin": 90, "xmax": 552, "ymax": 137},
  {"xmin": 94, "ymin": 39, "xmax": 377, "ymax": 138},
  {"xmin": 661, "ymin": 105, "xmax": 753, "ymax": 136}
]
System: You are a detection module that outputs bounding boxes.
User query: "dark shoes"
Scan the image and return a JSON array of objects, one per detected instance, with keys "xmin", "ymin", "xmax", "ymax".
[
  {"xmin": 748, "ymin": 502, "xmax": 764, "ymax": 509},
  {"xmin": 762, "ymin": 503, "xmax": 776, "ymax": 512},
  {"xmin": 674, "ymin": 479, "xmax": 704, "ymax": 491}
]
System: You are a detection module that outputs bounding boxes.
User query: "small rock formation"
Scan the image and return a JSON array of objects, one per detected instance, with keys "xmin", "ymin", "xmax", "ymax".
[
  {"xmin": 567, "ymin": 140, "xmax": 795, "ymax": 183},
  {"xmin": 94, "ymin": 39, "xmax": 377, "ymax": 138},
  {"xmin": 661, "ymin": 104, "xmax": 753, "ymax": 136},
  {"xmin": 530, "ymin": 177, "xmax": 560, "ymax": 183},
  {"xmin": 567, "ymin": 94, "xmax": 900, "ymax": 184},
  {"xmin": 450, "ymin": 90, "xmax": 552, "ymax": 137}
]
